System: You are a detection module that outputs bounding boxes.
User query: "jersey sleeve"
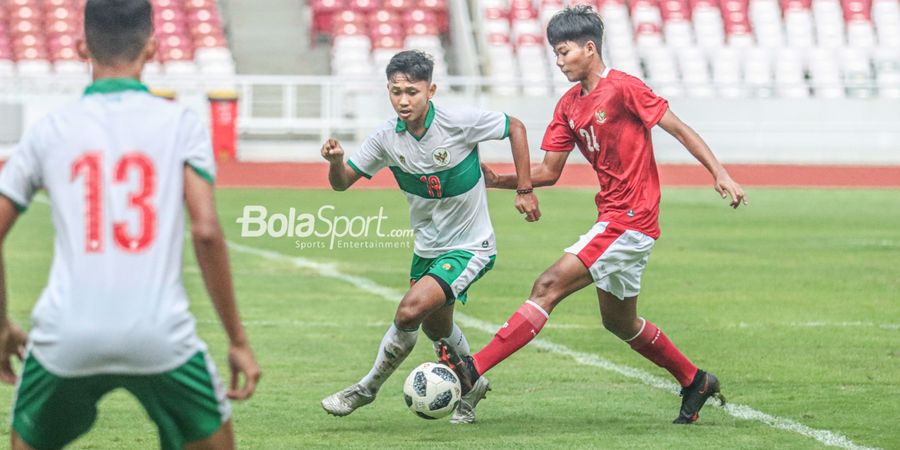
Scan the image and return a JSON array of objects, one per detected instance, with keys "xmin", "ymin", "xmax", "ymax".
[
  {"xmin": 463, "ymin": 110, "xmax": 509, "ymax": 145},
  {"xmin": 180, "ymin": 110, "xmax": 217, "ymax": 184},
  {"xmin": 0, "ymin": 126, "xmax": 43, "ymax": 213},
  {"xmin": 347, "ymin": 132, "xmax": 388, "ymax": 179},
  {"xmin": 541, "ymin": 97, "xmax": 576, "ymax": 152},
  {"xmin": 622, "ymin": 78, "xmax": 669, "ymax": 129}
]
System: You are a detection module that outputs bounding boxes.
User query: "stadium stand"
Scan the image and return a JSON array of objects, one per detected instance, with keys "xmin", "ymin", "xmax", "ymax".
[
  {"xmin": 0, "ymin": 0, "xmax": 234, "ymax": 78},
  {"xmin": 310, "ymin": 0, "xmax": 451, "ymax": 79},
  {"xmin": 468, "ymin": 0, "xmax": 900, "ymax": 98}
]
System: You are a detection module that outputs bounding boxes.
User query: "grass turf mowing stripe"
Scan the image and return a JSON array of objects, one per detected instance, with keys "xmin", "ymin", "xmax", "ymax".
[
  {"xmin": 222, "ymin": 239, "xmax": 880, "ymax": 450},
  {"xmin": 29, "ymin": 194, "xmax": 881, "ymax": 449}
]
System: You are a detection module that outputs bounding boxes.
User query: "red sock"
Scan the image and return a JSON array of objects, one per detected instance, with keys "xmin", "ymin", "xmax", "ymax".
[
  {"xmin": 472, "ymin": 301, "xmax": 549, "ymax": 375},
  {"xmin": 627, "ymin": 319, "xmax": 698, "ymax": 387}
]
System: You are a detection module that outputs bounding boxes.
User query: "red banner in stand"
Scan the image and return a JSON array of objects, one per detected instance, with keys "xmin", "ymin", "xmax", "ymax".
[{"xmin": 208, "ymin": 90, "xmax": 239, "ymax": 161}]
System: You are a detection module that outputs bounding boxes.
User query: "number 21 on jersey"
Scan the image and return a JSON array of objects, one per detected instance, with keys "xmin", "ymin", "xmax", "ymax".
[
  {"xmin": 578, "ymin": 125, "xmax": 601, "ymax": 153},
  {"xmin": 71, "ymin": 152, "xmax": 157, "ymax": 253}
]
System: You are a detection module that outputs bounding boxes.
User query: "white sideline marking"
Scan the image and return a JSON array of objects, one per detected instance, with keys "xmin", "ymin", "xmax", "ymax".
[
  {"xmin": 25, "ymin": 197, "xmax": 878, "ymax": 449},
  {"xmin": 225, "ymin": 241, "xmax": 878, "ymax": 450}
]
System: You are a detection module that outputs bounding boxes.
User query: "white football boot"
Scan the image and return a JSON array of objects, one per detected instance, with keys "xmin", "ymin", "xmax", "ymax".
[{"xmin": 321, "ymin": 384, "xmax": 375, "ymax": 416}]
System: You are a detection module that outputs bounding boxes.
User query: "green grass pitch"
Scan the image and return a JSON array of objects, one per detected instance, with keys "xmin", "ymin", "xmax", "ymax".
[{"xmin": 1, "ymin": 187, "xmax": 897, "ymax": 449}]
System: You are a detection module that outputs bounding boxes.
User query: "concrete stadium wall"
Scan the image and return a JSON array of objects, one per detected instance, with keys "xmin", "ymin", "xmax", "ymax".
[
  {"xmin": 449, "ymin": 97, "xmax": 900, "ymax": 165},
  {"xmin": 3, "ymin": 93, "xmax": 899, "ymax": 165}
]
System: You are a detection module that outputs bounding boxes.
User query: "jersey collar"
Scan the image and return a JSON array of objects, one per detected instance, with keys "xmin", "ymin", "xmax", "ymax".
[
  {"xmin": 395, "ymin": 101, "xmax": 435, "ymax": 141},
  {"xmin": 84, "ymin": 78, "xmax": 150, "ymax": 96}
]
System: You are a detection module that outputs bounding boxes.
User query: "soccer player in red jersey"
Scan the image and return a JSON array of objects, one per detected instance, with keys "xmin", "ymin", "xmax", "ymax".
[{"xmin": 439, "ymin": 5, "xmax": 746, "ymax": 424}]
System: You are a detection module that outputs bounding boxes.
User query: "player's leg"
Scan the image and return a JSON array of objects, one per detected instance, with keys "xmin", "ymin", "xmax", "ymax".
[
  {"xmin": 597, "ymin": 288, "xmax": 724, "ymax": 423},
  {"xmin": 322, "ymin": 275, "xmax": 447, "ymax": 416},
  {"xmin": 599, "ymin": 290, "xmax": 700, "ymax": 386},
  {"xmin": 599, "ymin": 289, "xmax": 700, "ymax": 384},
  {"xmin": 591, "ymin": 228, "xmax": 724, "ymax": 423},
  {"xmin": 11, "ymin": 432, "xmax": 36, "ymax": 450},
  {"xmin": 183, "ymin": 420, "xmax": 234, "ymax": 450},
  {"xmin": 438, "ymin": 253, "xmax": 593, "ymax": 393},
  {"xmin": 471, "ymin": 253, "xmax": 592, "ymax": 375},
  {"xmin": 419, "ymin": 250, "xmax": 496, "ymax": 424}
]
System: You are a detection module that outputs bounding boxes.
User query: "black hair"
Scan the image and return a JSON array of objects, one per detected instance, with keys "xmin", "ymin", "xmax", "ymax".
[
  {"xmin": 546, "ymin": 5, "xmax": 605, "ymax": 52},
  {"xmin": 385, "ymin": 50, "xmax": 434, "ymax": 83},
  {"xmin": 84, "ymin": 0, "xmax": 154, "ymax": 65}
]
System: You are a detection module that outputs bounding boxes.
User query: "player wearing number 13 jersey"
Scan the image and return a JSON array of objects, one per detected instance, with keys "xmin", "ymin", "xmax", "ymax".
[
  {"xmin": 0, "ymin": 1, "xmax": 259, "ymax": 449},
  {"xmin": 319, "ymin": 50, "xmax": 540, "ymax": 424}
]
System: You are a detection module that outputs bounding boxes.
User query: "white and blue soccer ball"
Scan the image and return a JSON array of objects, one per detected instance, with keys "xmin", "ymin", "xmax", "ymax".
[{"xmin": 402, "ymin": 362, "xmax": 461, "ymax": 420}]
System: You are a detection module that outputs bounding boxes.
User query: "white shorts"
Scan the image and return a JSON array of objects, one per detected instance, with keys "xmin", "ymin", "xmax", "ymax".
[{"xmin": 564, "ymin": 221, "xmax": 655, "ymax": 300}]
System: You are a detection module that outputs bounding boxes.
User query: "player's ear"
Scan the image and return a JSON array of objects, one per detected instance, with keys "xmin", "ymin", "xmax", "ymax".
[
  {"xmin": 428, "ymin": 82, "xmax": 436, "ymax": 99},
  {"xmin": 143, "ymin": 37, "xmax": 158, "ymax": 63},
  {"xmin": 585, "ymin": 40, "xmax": 597, "ymax": 57},
  {"xmin": 76, "ymin": 38, "xmax": 90, "ymax": 61}
]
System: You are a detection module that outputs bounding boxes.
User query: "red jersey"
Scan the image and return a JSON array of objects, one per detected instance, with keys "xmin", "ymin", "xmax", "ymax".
[{"xmin": 541, "ymin": 68, "xmax": 669, "ymax": 238}]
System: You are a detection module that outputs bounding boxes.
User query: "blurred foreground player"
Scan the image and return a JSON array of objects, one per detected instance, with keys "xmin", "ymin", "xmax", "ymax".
[
  {"xmin": 0, "ymin": 1, "xmax": 260, "ymax": 448},
  {"xmin": 440, "ymin": 6, "xmax": 746, "ymax": 425}
]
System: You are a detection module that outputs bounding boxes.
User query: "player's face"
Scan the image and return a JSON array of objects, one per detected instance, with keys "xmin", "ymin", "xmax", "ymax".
[
  {"xmin": 553, "ymin": 41, "xmax": 595, "ymax": 82},
  {"xmin": 387, "ymin": 74, "xmax": 435, "ymax": 124}
]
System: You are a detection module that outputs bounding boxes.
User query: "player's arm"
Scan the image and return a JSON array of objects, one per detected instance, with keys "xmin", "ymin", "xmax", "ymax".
[
  {"xmin": 506, "ymin": 115, "xmax": 540, "ymax": 222},
  {"xmin": 0, "ymin": 197, "xmax": 27, "ymax": 384},
  {"xmin": 184, "ymin": 167, "xmax": 261, "ymax": 399},
  {"xmin": 657, "ymin": 109, "xmax": 747, "ymax": 208},
  {"xmin": 321, "ymin": 138, "xmax": 362, "ymax": 191},
  {"xmin": 482, "ymin": 150, "xmax": 570, "ymax": 189}
]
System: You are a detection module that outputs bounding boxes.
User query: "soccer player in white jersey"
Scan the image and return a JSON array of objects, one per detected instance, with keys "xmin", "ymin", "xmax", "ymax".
[
  {"xmin": 0, "ymin": 1, "xmax": 260, "ymax": 448},
  {"xmin": 319, "ymin": 50, "xmax": 540, "ymax": 424}
]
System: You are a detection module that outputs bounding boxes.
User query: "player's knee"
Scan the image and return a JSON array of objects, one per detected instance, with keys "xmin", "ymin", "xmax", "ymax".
[
  {"xmin": 530, "ymin": 270, "xmax": 564, "ymax": 310},
  {"xmin": 601, "ymin": 317, "xmax": 638, "ymax": 340},
  {"xmin": 394, "ymin": 301, "xmax": 427, "ymax": 330}
]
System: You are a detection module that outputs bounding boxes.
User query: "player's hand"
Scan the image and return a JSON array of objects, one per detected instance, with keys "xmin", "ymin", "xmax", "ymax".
[
  {"xmin": 227, "ymin": 343, "xmax": 261, "ymax": 400},
  {"xmin": 516, "ymin": 191, "xmax": 541, "ymax": 222},
  {"xmin": 321, "ymin": 138, "xmax": 345, "ymax": 164},
  {"xmin": 481, "ymin": 163, "xmax": 499, "ymax": 188},
  {"xmin": 714, "ymin": 172, "xmax": 747, "ymax": 209},
  {"xmin": 0, "ymin": 321, "xmax": 27, "ymax": 385}
]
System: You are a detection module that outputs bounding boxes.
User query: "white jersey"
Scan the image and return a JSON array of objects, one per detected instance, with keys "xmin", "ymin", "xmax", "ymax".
[
  {"xmin": 0, "ymin": 78, "xmax": 216, "ymax": 377},
  {"xmin": 348, "ymin": 102, "xmax": 509, "ymax": 258}
]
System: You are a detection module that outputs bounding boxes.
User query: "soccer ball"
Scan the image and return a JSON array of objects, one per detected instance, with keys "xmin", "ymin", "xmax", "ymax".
[{"xmin": 402, "ymin": 362, "xmax": 461, "ymax": 420}]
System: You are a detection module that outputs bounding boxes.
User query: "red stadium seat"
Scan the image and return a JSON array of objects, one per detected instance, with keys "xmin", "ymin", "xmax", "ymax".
[
  {"xmin": 659, "ymin": 0, "xmax": 692, "ymax": 21},
  {"xmin": 781, "ymin": 0, "xmax": 811, "ymax": 11},
  {"xmin": 348, "ymin": 0, "xmax": 381, "ymax": 14},
  {"xmin": 841, "ymin": 0, "xmax": 872, "ymax": 21},
  {"xmin": 370, "ymin": 8, "xmax": 401, "ymax": 25},
  {"xmin": 383, "ymin": 0, "xmax": 416, "ymax": 11}
]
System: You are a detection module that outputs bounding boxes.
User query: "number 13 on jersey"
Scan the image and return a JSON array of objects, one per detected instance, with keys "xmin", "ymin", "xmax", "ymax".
[{"xmin": 71, "ymin": 152, "xmax": 157, "ymax": 253}]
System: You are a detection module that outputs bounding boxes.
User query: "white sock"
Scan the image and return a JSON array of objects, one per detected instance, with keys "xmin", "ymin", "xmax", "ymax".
[
  {"xmin": 432, "ymin": 323, "xmax": 470, "ymax": 356},
  {"xmin": 359, "ymin": 323, "xmax": 418, "ymax": 394}
]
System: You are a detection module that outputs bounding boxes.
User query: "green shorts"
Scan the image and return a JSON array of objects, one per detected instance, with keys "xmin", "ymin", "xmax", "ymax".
[
  {"xmin": 12, "ymin": 351, "xmax": 230, "ymax": 450},
  {"xmin": 410, "ymin": 250, "xmax": 496, "ymax": 305}
]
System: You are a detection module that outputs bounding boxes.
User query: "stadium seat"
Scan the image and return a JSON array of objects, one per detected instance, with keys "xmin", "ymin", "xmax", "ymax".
[
  {"xmin": 713, "ymin": 46, "xmax": 748, "ymax": 97},
  {"xmin": 750, "ymin": 0, "xmax": 786, "ymax": 47},
  {"xmin": 774, "ymin": 47, "xmax": 810, "ymax": 97},
  {"xmin": 310, "ymin": 0, "xmax": 450, "ymax": 76},
  {"xmin": 808, "ymin": 47, "xmax": 845, "ymax": 97},
  {"xmin": 744, "ymin": 45, "xmax": 775, "ymax": 96},
  {"xmin": 873, "ymin": 47, "xmax": 900, "ymax": 97},
  {"xmin": 677, "ymin": 46, "xmax": 716, "ymax": 97}
]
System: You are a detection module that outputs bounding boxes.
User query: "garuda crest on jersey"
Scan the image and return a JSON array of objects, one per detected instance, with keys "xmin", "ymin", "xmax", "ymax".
[{"xmin": 432, "ymin": 148, "xmax": 450, "ymax": 167}]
